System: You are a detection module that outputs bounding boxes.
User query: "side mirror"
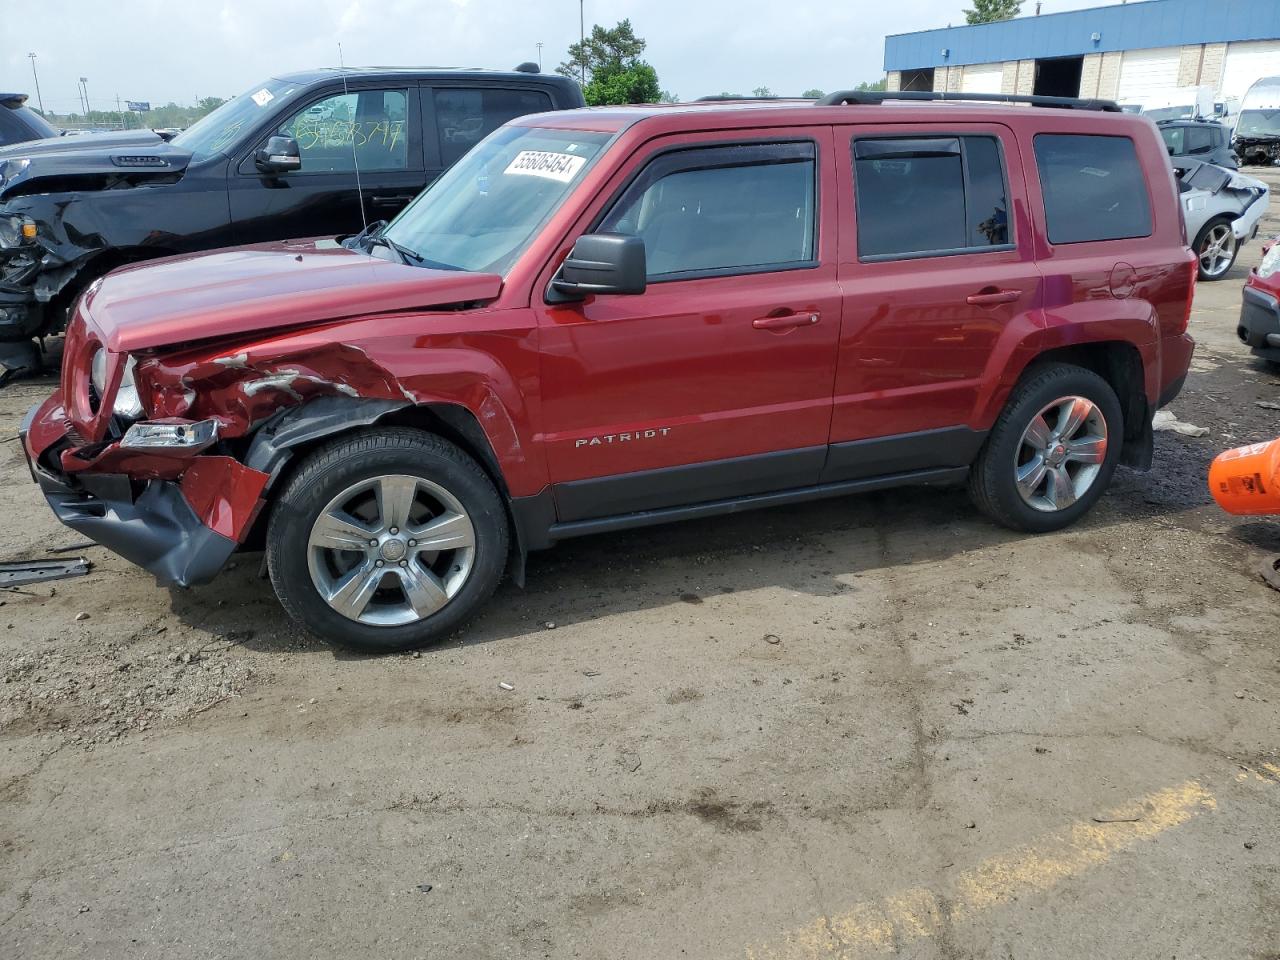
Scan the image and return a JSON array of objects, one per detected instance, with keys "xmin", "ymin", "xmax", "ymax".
[
  {"xmin": 550, "ymin": 233, "xmax": 646, "ymax": 301},
  {"xmin": 255, "ymin": 135, "xmax": 302, "ymax": 174}
]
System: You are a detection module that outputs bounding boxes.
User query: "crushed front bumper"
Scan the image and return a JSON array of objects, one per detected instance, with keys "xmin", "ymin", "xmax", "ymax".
[
  {"xmin": 1233, "ymin": 192, "xmax": 1269, "ymax": 243},
  {"xmin": 1239, "ymin": 283, "xmax": 1280, "ymax": 362},
  {"xmin": 21, "ymin": 393, "xmax": 268, "ymax": 587}
]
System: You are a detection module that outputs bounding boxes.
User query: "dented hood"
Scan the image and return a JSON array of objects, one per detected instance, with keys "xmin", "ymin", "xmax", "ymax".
[
  {"xmin": 81, "ymin": 238, "xmax": 503, "ymax": 353},
  {"xmin": 0, "ymin": 127, "xmax": 170, "ymax": 159},
  {"xmin": 0, "ymin": 139, "xmax": 192, "ymax": 198}
]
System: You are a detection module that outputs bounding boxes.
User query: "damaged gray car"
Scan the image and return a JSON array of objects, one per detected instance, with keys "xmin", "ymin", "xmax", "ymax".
[{"xmin": 1174, "ymin": 158, "xmax": 1270, "ymax": 280}]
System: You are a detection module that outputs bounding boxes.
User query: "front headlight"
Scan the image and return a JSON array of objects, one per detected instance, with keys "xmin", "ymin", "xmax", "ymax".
[
  {"xmin": 90, "ymin": 350, "xmax": 144, "ymax": 420},
  {"xmin": 1259, "ymin": 242, "xmax": 1280, "ymax": 280},
  {"xmin": 0, "ymin": 216, "xmax": 25, "ymax": 248}
]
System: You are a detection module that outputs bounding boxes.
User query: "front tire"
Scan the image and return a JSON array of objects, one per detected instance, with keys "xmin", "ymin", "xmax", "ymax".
[
  {"xmin": 1193, "ymin": 217, "xmax": 1239, "ymax": 281},
  {"xmin": 968, "ymin": 364, "xmax": 1123, "ymax": 533},
  {"xmin": 267, "ymin": 428, "xmax": 508, "ymax": 653}
]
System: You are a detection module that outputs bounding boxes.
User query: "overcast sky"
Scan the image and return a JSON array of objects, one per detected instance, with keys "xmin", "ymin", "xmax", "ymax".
[{"xmin": 5, "ymin": 0, "xmax": 1127, "ymax": 112}]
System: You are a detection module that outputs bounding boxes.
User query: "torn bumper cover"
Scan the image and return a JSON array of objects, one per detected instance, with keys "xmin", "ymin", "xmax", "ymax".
[{"xmin": 21, "ymin": 393, "xmax": 269, "ymax": 587}]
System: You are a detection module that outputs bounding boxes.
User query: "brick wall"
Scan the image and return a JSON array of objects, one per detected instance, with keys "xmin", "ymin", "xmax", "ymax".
[
  {"xmin": 1080, "ymin": 53, "xmax": 1102, "ymax": 97},
  {"xmin": 1015, "ymin": 60, "xmax": 1035, "ymax": 96},
  {"xmin": 1200, "ymin": 42, "xmax": 1227, "ymax": 89},
  {"xmin": 1000, "ymin": 61, "xmax": 1019, "ymax": 94},
  {"xmin": 886, "ymin": 71, "xmax": 901, "ymax": 92},
  {"xmin": 1097, "ymin": 51, "xmax": 1123, "ymax": 100}
]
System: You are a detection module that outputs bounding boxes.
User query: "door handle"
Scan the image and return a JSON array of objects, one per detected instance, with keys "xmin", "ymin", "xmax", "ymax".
[
  {"xmin": 966, "ymin": 289, "xmax": 1021, "ymax": 307},
  {"xmin": 370, "ymin": 194, "xmax": 412, "ymax": 208},
  {"xmin": 752, "ymin": 312, "xmax": 820, "ymax": 330}
]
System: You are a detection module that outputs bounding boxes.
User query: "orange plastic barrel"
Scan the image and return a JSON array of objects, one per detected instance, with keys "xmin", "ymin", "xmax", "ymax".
[{"xmin": 1209, "ymin": 439, "xmax": 1280, "ymax": 515}]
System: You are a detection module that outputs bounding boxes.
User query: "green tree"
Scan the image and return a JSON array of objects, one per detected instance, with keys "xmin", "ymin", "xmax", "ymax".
[
  {"xmin": 964, "ymin": 0, "xmax": 1021, "ymax": 24},
  {"xmin": 856, "ymin": 78, "xmax": 887, "ymax": 91},
  {"xmin": 802, "ymin": 88, "xmax": 825, "ymax": 99},
  {"xmin": 659, "ymin": 89, "xmax": 680, "ymax": 103},
  {"xmin": 584, "ymin": 63, "xmax": 661, "ymax": 106},
  {"xmin": 557, "ymin": 18, "xmax": 646, "ymax": 83},
  {"xmin": 752, "ymin": 86, "xmax": 773, "ymax": 97},
  {"xmin": 559, "ymin": 19, "xmax": 663, "ymax": 105}
]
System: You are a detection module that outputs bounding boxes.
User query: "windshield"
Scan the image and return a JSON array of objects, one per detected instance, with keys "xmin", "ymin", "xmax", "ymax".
[
  {"xmin": 1237, "ymin": 109, "xmax": 1280, "ymax": 137},
  {"xmin": 1143, "ymin": 105, "xmax": 1193, "ymax": 122},
  {"xmin": 173, "ymin": 78, "xmax": 297, "ymax": 162},
  {"xmin": 380, "ymin": 125, "xmax": 612, "ymax": 275}
]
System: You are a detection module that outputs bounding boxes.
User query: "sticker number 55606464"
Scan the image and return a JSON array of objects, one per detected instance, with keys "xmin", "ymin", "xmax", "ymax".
[{"xmin": 503, "ymin": 150, "xmax": 587, "ymax": 183}]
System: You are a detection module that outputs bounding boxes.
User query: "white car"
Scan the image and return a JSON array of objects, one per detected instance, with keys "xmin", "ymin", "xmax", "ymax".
[{"xmin": 1174, "ymin": 158, "xmax": 1270, "ymax": 280}]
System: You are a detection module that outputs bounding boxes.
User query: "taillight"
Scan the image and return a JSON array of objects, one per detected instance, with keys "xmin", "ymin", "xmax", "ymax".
[{"xmin": 1180, "ymin": 252, "xmax": 1197, "ymax": 335}]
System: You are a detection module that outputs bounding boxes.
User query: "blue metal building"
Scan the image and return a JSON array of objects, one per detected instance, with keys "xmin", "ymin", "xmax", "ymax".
[{"xmin": 882, "ymin": 0, "xmax": 1280, "ymax": 105}]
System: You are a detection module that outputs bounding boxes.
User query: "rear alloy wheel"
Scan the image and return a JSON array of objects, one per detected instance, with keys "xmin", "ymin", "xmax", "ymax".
[
  {"xmin": 268, "ymin": 429, "xmax": 508, "ymax": 653},
  {"xmin": 1194, "ymin": 220, "xmax": 1238, "ymax": 280},
  {"xmin": 968, "ymin": 364, "xmax": 1123, "ymax": 533}
]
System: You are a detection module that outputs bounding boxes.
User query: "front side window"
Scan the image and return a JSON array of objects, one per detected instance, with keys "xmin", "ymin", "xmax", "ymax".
[
  {"xmin": 1160, "ymin": 126, "xmax": 1185, "ymax": 155},
  {"xmin": 852, "ymin": 135, "xmax": 1010, "ymax": 260},
  {"xmin": 434, "ymin": 88, "xmax": 553, "ymax": 167},
  {"xmin": 597, "ymin": 142, "xmax": 816, "ymax": 279},
  {"xmin": 1033, "ymin": 134, "xmax": 1152, "ymax": 244},
  {"xmin": 277, "ymin": 89, "xmax": 409, "ymax": 173},
  {"xmin": 380, "ymin": 125, "xmax": 610, "ymax": 274}
]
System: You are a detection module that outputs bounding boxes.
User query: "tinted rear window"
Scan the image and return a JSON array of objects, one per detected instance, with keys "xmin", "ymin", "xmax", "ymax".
[
  {"xmin": 852, "ymin": 135, "xmax": 1010, "ymax": 260},
  {"xmin": 1033, "ymin": 134, "xmax": 1152, "ymax": 244}
]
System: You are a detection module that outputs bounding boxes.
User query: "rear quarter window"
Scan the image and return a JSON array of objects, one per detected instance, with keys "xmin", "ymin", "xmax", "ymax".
[{"xmin": 1033, "ymin": 134, "xmax": 1152, "ymax": 244}]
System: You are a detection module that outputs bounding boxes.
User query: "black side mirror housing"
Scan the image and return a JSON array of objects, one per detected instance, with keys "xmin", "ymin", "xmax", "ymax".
[
  {"xmin": 550, "ymin": 233, "xmax": 647, "ymax": 301},
  {"xmin": 255, "ymin": 135, "xmax": 302, "ymax": 174}
]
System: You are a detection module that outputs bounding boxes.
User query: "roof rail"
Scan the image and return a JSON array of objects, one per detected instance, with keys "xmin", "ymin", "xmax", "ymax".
[
  {"xmin": 694, "ymin": 95, "xmax": 802, "ymax": 102},
  {"xmin": 815, "ymin": 90, "xmax": 1122, "ymax": 112}
]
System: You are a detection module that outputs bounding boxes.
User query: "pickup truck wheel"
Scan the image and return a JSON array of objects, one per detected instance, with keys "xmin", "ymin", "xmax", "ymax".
[
  {"xmin": 1193, "ymin": 218, "xmax": 1239, "ymax": 280},
  {"xmin": 267, "ymin": 428, "xmax": 508, "ymax": 653},
  {"xmin": 967, "ymin": 364, "xmax": 1122, "ymax": 534}
]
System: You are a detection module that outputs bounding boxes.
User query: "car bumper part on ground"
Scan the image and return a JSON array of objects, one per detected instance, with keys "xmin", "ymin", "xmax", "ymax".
[
  {"xmin": 21, "ymin": 393, "xmax": 269, "ymax": 588},
  {"xmin": 1238, "ymin": 283, "xmax": 1280, "ymax": 361}
]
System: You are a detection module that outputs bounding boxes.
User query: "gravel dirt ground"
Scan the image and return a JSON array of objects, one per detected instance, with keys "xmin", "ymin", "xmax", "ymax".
[{"xmin": 2, "ymin": 171, "xmax": 1280, "ymax": 960}]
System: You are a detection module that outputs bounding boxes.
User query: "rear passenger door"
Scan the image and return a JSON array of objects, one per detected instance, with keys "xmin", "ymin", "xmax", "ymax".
[
  {"xmin": 423, "ymin": 85, "xmax": 554, "ymax": 181},
  {"xmin": 827, "ymin": 123, "xmax": 1042, "ymax": 481}
]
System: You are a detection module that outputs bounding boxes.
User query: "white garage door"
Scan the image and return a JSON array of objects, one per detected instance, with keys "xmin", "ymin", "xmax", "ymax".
[
  {"xmin": 961, "ymin": 63, "xmax": 1004, "ymax": 95},
  {"xmin": 1118, "ymin": 46, "xmax": 1181, "ymax": 103},
  {"xmin": 1221, "ymin": 40, "xmax": 1280, "ymax": 102}
]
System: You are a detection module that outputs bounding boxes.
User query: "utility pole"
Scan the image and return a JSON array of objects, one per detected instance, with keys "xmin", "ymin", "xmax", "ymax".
[
  {"xmin": 579, "ymin": 0, "xmax": 586, "ymax": 83},
  {"xmin": 536, "ymin": 41, "xmax": 543, "ymax": 71},
  {"xmin": 27, "ymin": 53, "xmax": 44, "ymax": 115},
  {"xmin": 116, "ymin": 94, "xmax": 127, "ymax": 130},
  {"xmin": 79, "ymin": 77, "xmax": 89, "ymax": 117}
]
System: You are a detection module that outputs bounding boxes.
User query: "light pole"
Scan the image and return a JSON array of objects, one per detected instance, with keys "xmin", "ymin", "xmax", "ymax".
[
  {"xmin": 536, "ymin": 41, "xmax": 543, "ymax": 71},
  {"xmin": 79, "ymin": 77, "xmax": 89, "ymax": 117},
  {"xmin": 27, "ymin": 53, "xmax": 44, "ymax": 116},
  {"xmin": 579, "ymin": 0, "xmax": 585, "ymax": 83}
]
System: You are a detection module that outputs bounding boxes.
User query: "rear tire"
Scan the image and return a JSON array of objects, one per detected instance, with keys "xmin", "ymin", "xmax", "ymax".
[
  {"xmin": 968, "ymin": 364, "xmax": 1123, "ymax": 533},
  {"xmin": 1193, "ymin": 217, "xmax": 1239, "ymax": 281},
  {"xmin": 267, "ymin": 428, "xmax": 508, "ymax": 653}
]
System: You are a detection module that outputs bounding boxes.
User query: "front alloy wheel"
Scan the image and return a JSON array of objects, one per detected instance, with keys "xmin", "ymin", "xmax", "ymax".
[
  {"xmin": 267, "ymin": 428, "xmax": 508, "ymax": 653},
  {"xmin": 307, "ymin": 475, "xmax": 476, "ymax": 626},
  {"xmin": 1014, "ymin": 396, "xmax": 1108, "ymax": 513}
]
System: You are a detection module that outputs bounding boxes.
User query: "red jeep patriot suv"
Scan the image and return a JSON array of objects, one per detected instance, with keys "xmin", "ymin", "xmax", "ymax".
[{"xmin": 22, "ymin": 91, "xmax": 1196, "ymax": 652}]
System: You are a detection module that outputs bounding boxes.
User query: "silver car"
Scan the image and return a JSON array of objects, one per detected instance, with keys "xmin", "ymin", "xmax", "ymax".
[{"xmin": 1174, "ymin": 158, "xmax": 1269, "ymax": 280}]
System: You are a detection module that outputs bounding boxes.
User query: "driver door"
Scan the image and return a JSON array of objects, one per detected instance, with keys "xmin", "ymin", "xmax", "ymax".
[{"xmin": 228, "ymin": 85, "xmax": 424, "ymax": 244}]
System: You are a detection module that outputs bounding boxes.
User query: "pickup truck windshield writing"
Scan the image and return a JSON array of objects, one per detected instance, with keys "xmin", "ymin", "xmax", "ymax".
[
  {"xmin": 381, "ymin": 125, "xmax": 611, "ymax": 274},
  {"xmin": 173, "ymin": 79, "xmax": 296, "ymax": 161}
]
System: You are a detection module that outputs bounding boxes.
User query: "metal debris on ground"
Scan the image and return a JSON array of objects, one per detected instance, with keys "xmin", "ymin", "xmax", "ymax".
[
  {"xmin": 1259, "ymin": 555, "xmax": 1280, "ymax": 593},
  {"xmin": 498, "ymin": 681, "xmax": 515, "ymax": 691},
  {"xmin": 0, "ymin": 557, "xmax": 92, "ymax": 588},
  {"xmin": 1152, "ymin": 409, "xmax": 1209, "ymax": 437}
]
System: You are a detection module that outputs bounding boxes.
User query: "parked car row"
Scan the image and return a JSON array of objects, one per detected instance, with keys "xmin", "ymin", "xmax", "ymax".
[{"xmin": 18, "ymin": 88, "xmax": 1198, "ymax": 651}]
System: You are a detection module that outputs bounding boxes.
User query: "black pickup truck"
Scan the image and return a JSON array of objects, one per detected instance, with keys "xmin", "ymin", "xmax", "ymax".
[{"xmin": 0, "ymin": 65, "xmax": 583, "ymax": 374}]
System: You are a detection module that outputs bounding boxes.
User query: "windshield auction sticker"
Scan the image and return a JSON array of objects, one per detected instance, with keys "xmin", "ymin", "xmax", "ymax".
[
  {"xmin": 250, "ymin": 88, "xmax": 275, "ymax": 107},
  {"xmin": 503, "ymin": 150, "xmax": 587, "ymax": 183}
]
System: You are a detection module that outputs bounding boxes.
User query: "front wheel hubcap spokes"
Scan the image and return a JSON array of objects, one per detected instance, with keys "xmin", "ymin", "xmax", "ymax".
[
  {"xmin": 1014, "ymin": 395, "xmax": 1107, "ymax": 513},
  {"xmin": 1202, "ymin": 225, "xmax": 1234, "ymax": 276},
  {"xmin": 307, "ymin": 474, "xmax": 476, "ymax": 626}
]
